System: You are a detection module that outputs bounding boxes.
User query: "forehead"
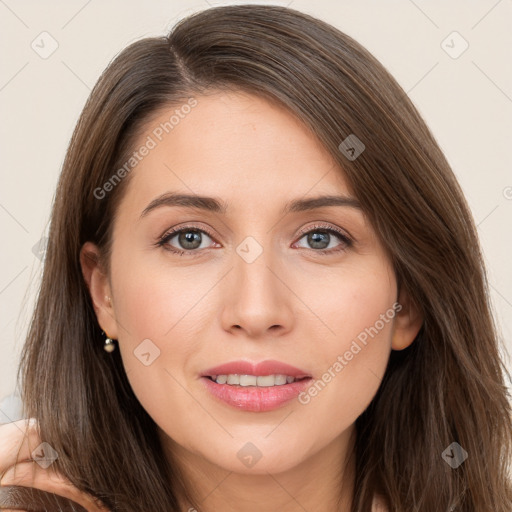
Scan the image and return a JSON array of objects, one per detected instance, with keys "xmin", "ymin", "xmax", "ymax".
[{"xmin": 120, "ymin": 91, "xmax": 354, "ymax": 215}]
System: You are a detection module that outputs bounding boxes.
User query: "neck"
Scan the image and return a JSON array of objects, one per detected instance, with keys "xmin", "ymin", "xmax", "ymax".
[{"xmin": 159, "ymin": 425, "xmax": 357, "ymax": 512}]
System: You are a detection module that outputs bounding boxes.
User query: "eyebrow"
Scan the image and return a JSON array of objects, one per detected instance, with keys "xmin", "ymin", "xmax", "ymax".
[{"xmin": 139, "ymin": 192, "xmax": 362, "ymax": 219}]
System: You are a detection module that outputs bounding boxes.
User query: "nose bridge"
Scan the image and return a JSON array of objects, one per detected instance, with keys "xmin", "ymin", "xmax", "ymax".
[
  {"xmin": 234, "ymin": 234, "xmax": 282, "ymax": 303},
  {"xmin": 221, "ymin": 233, "xmax": 293, "ymax": 335}
]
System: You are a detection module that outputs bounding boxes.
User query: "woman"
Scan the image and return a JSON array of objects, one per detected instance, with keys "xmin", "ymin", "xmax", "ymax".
[{"xmin": 1, "ymin": 4, "xmax": 511, "ymax": 511}]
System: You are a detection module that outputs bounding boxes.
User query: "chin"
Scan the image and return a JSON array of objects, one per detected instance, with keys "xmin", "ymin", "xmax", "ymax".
[{"xmin": 206, "ymin": 439, "xmax": 307, "ymax": 476}]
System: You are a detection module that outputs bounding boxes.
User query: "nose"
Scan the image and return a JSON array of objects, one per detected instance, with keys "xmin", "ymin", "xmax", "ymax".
[{"xmin": 220, "ymin": 242, "xmax": 294, "ymax": 339}]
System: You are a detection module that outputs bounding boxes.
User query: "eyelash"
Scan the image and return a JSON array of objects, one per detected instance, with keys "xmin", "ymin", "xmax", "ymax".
[{"xmin": 156, "ymin": 223, "xmax": 353, "ymax": 257}]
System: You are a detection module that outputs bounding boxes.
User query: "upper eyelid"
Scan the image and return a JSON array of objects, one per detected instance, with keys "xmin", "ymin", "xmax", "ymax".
[
  {"xmin": 295, "ymin": 223, "xmax": 350, "ymax": 238},
  {"xmin": 160, "ymin": 223, "xmax": 216, "ymax": 241},
  {"xmin": 160, "ymin": 222, "xmax": 352, "ymax": 245}
]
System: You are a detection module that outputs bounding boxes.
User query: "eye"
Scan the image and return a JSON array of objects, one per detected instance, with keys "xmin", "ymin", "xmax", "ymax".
[
  {"xmin": 294, "ymin": 223, "xmax": 353, "ymax": 255},
  {"xmin": 157, "ymin": 225, "xmax": 217, "ymax": 256},
  {"xmin": 156, "ymin": 222, "xmax": 353, "ymax": 257}
]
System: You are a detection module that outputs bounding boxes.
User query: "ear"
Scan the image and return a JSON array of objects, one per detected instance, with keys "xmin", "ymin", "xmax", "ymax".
[
  {"xmin": 391, "ymin": 284, "xmax": 423, "ymax": 351},
  {"xmin": 80, "ymin": 241, "xmax": 118, "ymax": 339}
]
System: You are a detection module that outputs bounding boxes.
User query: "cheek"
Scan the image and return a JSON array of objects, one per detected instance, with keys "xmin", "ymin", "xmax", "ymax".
[
  {"xmin": 110, "ymin": 247, "xmax": 213, "ymax": 343},
  {"xmin": 108, "ymin": 250, "xmax": 220, "ymax": 419},
  {"xmin": 292, "ymin": 259, "xmax": 396, "ymax": 427},
  {"xmin": 293, "ymin": 255, "xmax": 396, "ymax": 355}
]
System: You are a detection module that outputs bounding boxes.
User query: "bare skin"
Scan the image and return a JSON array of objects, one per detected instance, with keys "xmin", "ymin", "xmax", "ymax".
[
  {"xmin": 0, "ymin": 419, "xmax": 109, "ymax": 511},
  {"xmin": 1, "ymin": 91, "xmax": 422, "ymax": 511}
]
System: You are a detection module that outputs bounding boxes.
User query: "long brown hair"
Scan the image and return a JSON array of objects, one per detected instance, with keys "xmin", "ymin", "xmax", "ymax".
[{"xmin": 18, "ymin": 5, "xmax": 512, "ymax": 511}]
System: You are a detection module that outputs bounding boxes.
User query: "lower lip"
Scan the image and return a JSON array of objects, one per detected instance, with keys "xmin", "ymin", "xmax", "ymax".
[{"xmin": 200, "ymin": 376, "xmax": 313, "ymax": 412}]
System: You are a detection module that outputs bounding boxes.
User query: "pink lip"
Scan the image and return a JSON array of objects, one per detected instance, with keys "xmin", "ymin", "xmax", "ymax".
[
  {"xmin": 199, "ymin": 359, "xmax": 313, "ymax": 412},
  {"xmin": 200, "ymin": 375, "xmax": 312, "ymax": 412},
  {"xmin": 200, "ymin": 359, "xmax": 312, "ymax": 379}
]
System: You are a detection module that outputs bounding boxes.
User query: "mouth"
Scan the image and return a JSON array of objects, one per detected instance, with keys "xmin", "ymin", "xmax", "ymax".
[
  {"xmin": 200, "ymin": 374, "xmax": 313, "ymax": 412},
  {"xmin": 199, "ymin": 360, "xmax": 313, "ymax": 411}
]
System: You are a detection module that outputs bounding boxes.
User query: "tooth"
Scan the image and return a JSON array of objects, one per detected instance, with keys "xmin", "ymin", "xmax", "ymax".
[
  {"xmin": 257, "ymin": 375, "xmax": 276, "ymax": 387},
  {"xmin": 227, "ymin": 374, "xmax": 240, "ymax": 385},
  {"xmin": 212, "ymin": 374, "xmax": 298, "ymax": 386},
  {"xmin": 274, "ymin": 374, "xmax": 288, "ymax": 385},
  {"xmin": 239, "ymin": 375, "xmax": 257, "ymax": 386}
]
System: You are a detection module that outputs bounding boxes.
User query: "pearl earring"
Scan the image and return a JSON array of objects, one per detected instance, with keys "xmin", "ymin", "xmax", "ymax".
[
  {"xmin": 104, "ymin": 337, "xmax": 116, "ymax": 353},
  {"xmin": 102, "ymin": 298, "xmax": 116, "ymax": 352},
  {"xmin": 102, "ymin": 330, "xmax": 116, "ymax": 353}
]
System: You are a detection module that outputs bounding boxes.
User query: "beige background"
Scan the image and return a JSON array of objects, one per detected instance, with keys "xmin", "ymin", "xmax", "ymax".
[{"xmin": 1, "ymin": 0, "xmax": 511, "ymax": 420}]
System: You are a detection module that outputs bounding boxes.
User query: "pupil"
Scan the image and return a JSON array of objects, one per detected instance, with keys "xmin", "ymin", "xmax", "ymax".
[
  {"xmin": 180, "ymin": 230, "xmax": 201, "ymax": 249},
  {"xmin": 309, "ymin": 231, "xmax": 329, "ymax": 249}
]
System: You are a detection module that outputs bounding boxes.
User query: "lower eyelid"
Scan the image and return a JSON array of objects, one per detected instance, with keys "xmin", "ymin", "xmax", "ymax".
[
  {"xmin": 294, "ymin": 231, "xmax": 351, "ymax": 251},
  {"xmin": 159, "ymin": 226, "xmax": 352, "ymax": 253}
]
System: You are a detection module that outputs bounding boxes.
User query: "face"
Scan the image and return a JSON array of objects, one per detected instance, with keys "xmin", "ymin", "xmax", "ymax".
[{"xmin": 82, "ymin": 90, "xmax": 420, "ymax": 477}]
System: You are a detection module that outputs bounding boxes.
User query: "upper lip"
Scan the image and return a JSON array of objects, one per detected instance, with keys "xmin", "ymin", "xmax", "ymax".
[{"xmin": 201, "ymin": 360, "xmax": 312, "ymax": 379}]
